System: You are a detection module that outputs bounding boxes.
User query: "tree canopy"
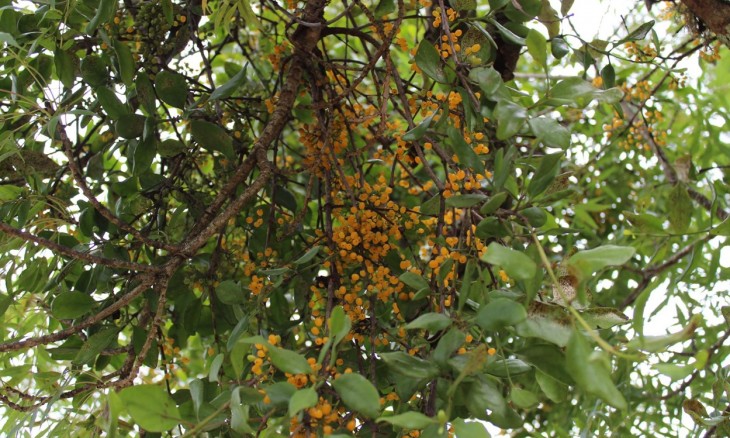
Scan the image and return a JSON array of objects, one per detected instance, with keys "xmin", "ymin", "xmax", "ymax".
[{"xmin": 0, "ymin": 0, "xmax": 729, "ymax": 436}]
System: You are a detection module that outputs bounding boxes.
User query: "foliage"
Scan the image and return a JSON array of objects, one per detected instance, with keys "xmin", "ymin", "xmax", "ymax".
[{"xmin": 0, "ymin": 0, "xmax": 729, "ymax": 436}]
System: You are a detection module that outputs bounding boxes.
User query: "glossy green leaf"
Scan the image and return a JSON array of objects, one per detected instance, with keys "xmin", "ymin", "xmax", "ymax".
[
  {"xmin": 445, "ymin": 193, "xmax": 487, "ymax": 208},
  {"xmin": 475, "ymin": 298, "xmax": 527, "ymax": 331},
  {"xmin": 86, "ymin": 0, "xmax": 116, "ymax": 33},
  {"xmin": 480, "ymin": 192, "xmax": 508, "ymax": 215},
  {"xmin": 567, "ymin": 245, "xmax": 635, "ymax": 280},
  {"xmin": 481, "ymin": 243, "xmax": 536, "ymax": 280},
  {"xmin": 399, "ymin": 271, "xmax": 430, "ymax": 291},
  {"xmin": 528, "ymin": 152, "xmax": 564, "ymax": 197},
  {"xmin": 112, "ymin": 40, "xmax": 135, "ymax": 86},
  {"xmin": 453, "ymin": 418, "xmax": 491, "ymax": 438},
  {"xmin": 329, "ymin": 305, "xmax": 351, "ymax": 346},
  {"xmin": 469, "ymin": 66, "xmax": 503, "ymax": 97},
  {"xmin": 216, "ymin": 280, "xmax": 244, "ymax": 305},
  {"xmin": 526, "ymin": 29, "xmax": 547, "ymax": 69},
  {"xmin": 118, "ymin": 385, "xmax": 181, "ymax": 432},
  {"xmin": 402, "ymin": 112, "xmax": 435, "ymax": 141},
  {"xmin": 380, "ymin": 352, "xmax": 439, "ymax": 379},
  {"xmin": 210, "ymin": 64, "xmax": 249, "ymax": 101},
  {"xmin": 494, "ymin": 100, "xmax": 527, "ymax": 140},
  {"xmin": 415, "ymin": 40, "xmax": 447, "ymax": 82},
  {"xmin": 333, "ymin": 373, "xmax": 381, "ymax": 419},
  {"xmin": 528, "ymin": 118, "xmax": 570, "ymax": 149},
  {"xmin": 191, "ymin": 120, "xmax": 235, "ymax": 160},
  {"xmin": 268, "ymin": 346, "xmax": 311, "ymax": 375},
  {"xmin": 51, "ymin": 291, "xmax": 95, "ymax": 320},
  {"xmin": 293, "ymin": 245, "xmax": 321, "ymax": 265},
  {"xmin": 377, "ymin": 411, "xmax": 436, "ymax": 429},
  {"xmin": 405, "ymin": 312, "xmax": 452, "ymax": 331},
  {"xmin": 566, "ymin": 330, "xmax": 627, "ymax": 410},
  {"xmin": 288, "ymin": 386, "xmax": 318, "ymax": 417},
  {"xmin": 73, "ymin": 327, "xmax": 119, "ymax": 365},
  {"xmin": 448, "ymin": 127, "xmax": 484, "ymax": 172}
]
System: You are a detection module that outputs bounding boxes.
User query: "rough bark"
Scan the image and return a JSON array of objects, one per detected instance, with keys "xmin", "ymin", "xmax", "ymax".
[{"xmin": 681, "ymin": 0, "xmax": 730, "ymax": 46}]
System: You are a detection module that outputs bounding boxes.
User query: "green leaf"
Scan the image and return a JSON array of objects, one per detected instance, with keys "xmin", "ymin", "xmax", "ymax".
[
  {"xmin": 535, "ymin": 369, "xmax": 568, "ymax": 402},
  {"xmin": 333, "ymin": 373, "xmax": 381, "ymax": 419},
  {"xmin": 620, "ymin": 20, "xmax": 655, "ymax": 43},
  {"xmin": 329, "ymin": 306, "xmax": 352, "ymax": 346},
  {"xmin": 566, "ymin": 329, "xmax": 627, "ymax": 410},
  {"xmin": 522, "ymin": 206, "xmax": 547, "ymax": 227},
  {"xmin": 538, "ymin": 0, "xmax": 561, "ymax": 38},
  {"xmin": 80, "ymin": 56, "xmax": 107, "ymax": 87},
  {"xmin": 480, "ymin": 192, "xmax": 508, "ymax": 215},
  {"xmin": 155, "ymin": 71, "xmax": 188, "ymax": 109},
  {"xmin": 451, "ymin": 0, "xmax": 476, "ymax": 11},
  {"xmin": 481, "ymin": 243, "xmax": 536, "ymax": 281},
  {"xmin": 73, "ymin": 327, "xmax": 119, "ymax": 365},
  {"xmin": 116, "ymin": 114, "xmax": 146, "ymax": 139},
  {"xmin": 158, "ymin": 139, "xmax": 187, "ymax": 157},
  {"xmin": 96, "ymin": 87, "xmax": 129, "ymax": 120},
  {"xmin": 0, "ymin": 294, "xmax": 12, "ymax": 319},
  {"xmin": 210, "ymin": 64, "xmax": 249, "ymax": 101},
  {"xmin": 452, "ymin": 418, "xmax": 491, "ymax": 438},
  {"xmin": 494, "ymin": 100, "xmax": 527, "ymax": 140},
  {"xmin": 377, "ymin": 411, "xmax": 436, "ymax": 429},
  {"xmin": 190, "ymin": 120, "xmax": 235, "ymax": 160},
  {"xmin": 288, "ymin": 387, "xmax": 318, "ymax": 417},
  {"xmin": 402, "ymin": 112, "xmax": 436, "ymax": 141},
  {"xmin": 601, "ymin": 64, "xmax": 616, "ymax": 88},
  {"xmin": 268, "ymin": 346, "xmax": 311, "ymax": 375},
  {"xmin": 528, "ymin": 152, "xmax": 564, "ymax": 197},
  {"xmin": 469, "ymin": 66, "xmax": 503, "ymax": 98},
  {"xmin": 445, "ymin": 193, "xmax": 487, "ymax": 208},
  {"xmin": 118, "ymin": 385, "xmax": 181, "ymax": 432},
  {"xmin": 216, "ymin": 280, "xmax": 244, "ymax": 305},
  {"xmin": 51, "ymin": 291, "xmax": 95, "ymax": 320},
  {"xmin": 560, "ymin": 0, "xmax": 575, "ymax": 15},
  {"xmin": 135, "ymin": 74, "xmax": 157, "ymax": 114},
  {"xmin": 54, "ymin": 49, "xmax": 76, "ymax": 89},
  {"xmin": 551, "ymin": 37, "xmax": 570, "ymax": 59},
  {"xmin": 579, "ymin": 307, "xmax": 630, "ymax": 329},
  {"xmin": 549, "ymin": 77, "xmax": 623, "ymax": 106},
  {"xmin": 399, "ymin": 271, "xmax": 430, "ymax": 291},
  {"xmin": 293, "ymin": 245, "xmax": 321, "ymax": 265},
  {"xmin": 510, "ymin": 387, "xmax": 539, "ymax": 408},
  {"xmin": 86, "ymin": 0, "xmax": 116, "ymax": 33},
  {"xmin": 487, "ymin": 18, "xmax": 526, "ymax": 45},
  {"xmin": 484, "ymin": 358, "xmax": 532, "ymax": 377},
  {"xmin": 231, "ymin": 387, "xmax": 256, "ymax": 433},
  {"xmin": 475, "ymin": 298, "xmax": 527, "ymax": 331},
  {"xmin": 209, "ymin": 354, "xmax": 224, "ymax": 382},
  {"xmin": 448, "ymin": 127, "xmax": 484, "ymax": 172},
  {"xmin": 415, "ymin": 40, "xmax": 447, "ymax": 82},
  {"xmin": 668, "ymin": 184, "xmax": 692, "ymax": 233},
  {"xmin": 627, "ymin": 315, "xmax": 701, "ymax": 353},
  {"xmin": 374, "ymin": 0, "xmax": 396, "ymax": 17},
  {"xmin": 515, "ymin": 301, "xmax": 572, "ymax": 347},
  {"xmin": 112, "ymin": 40, "xmax": 135, "ymax": 86},
  {"xmin": 405, "ymin": 313, "xmax": 452, "ymax": 331},
  {"xmin": 528, "ymin": 118, "xmax": 570, "ymax": 149},
  {"xmin": 526, "ymin": 29, "xmax": 547, "ymax": 69},
  {"xmin": 567, "ymin": 245, "xmax": 635, "ymax": 280},
  {"xmin": 380, "ymin": 352, "xmax": 439, "ymax": 379}
]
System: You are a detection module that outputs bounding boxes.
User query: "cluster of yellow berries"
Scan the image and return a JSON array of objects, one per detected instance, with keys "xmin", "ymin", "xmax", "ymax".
[{"xmin": 624, "ymin": 42, "xmax": 658, "ymax": 61}]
